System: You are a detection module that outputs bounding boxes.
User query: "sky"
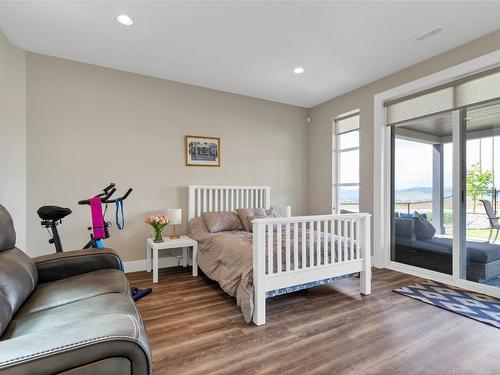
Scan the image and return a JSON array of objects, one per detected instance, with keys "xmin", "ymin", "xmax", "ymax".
[{"xmin": 394, "ymin": 137, "xmax": 499, "ymax": 190}]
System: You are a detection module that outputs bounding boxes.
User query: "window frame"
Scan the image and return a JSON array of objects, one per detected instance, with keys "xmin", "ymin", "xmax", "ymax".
[{"xmin": 333, "ymin": 112, "xmax": 360, "ymax": 214}]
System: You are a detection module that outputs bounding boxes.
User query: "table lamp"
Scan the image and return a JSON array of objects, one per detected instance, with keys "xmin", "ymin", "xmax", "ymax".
[{"xmin": 167, "ymin": 208, "xmax": 182, "ymax": 239}]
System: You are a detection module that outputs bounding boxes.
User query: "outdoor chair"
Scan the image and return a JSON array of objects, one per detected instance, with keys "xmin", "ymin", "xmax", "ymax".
[{"xmin": 479, "ymin": 199, "xmax": 500, "ymax": 243}]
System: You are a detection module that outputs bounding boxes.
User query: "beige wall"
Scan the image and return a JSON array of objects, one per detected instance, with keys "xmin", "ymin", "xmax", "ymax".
[
  {"xmin": 308, "ymin": 29, "xmax": 500, "ymax": 221},
  {"xmin": 26, "ymin": 53, "xmax": 308, "ymax": 260},
  {"xmin": 0, "ymin": 32, "xmax": 26, "ymax": 249}
]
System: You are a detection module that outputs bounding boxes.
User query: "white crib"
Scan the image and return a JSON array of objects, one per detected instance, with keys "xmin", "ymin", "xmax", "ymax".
[{"xmin": 188, "ymin": 185, "xmax": 371, "ymax": 326}]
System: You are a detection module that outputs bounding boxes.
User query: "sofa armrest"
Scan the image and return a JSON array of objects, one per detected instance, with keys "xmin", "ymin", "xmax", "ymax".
[
  {"xmin": 34, "ymin": 248, "xmax": 123, "ymax": 283},
  {"xmin": 0, "ymin": 314, "xmax": 151, "ymax": 375}
]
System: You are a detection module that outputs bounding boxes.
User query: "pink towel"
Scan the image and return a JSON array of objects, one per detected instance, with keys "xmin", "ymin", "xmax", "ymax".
[{"xmin": 90, "ymin": 196, "xmax": 105, "ymax": 240}]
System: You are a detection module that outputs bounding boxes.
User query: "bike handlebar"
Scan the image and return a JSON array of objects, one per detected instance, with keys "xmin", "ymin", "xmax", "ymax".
[
  {"xmin": 101, "ymin": 188, "xmax": 133, "ymax": 204},
  {"xmin": 77, "ymin": 184, "xmax": 132, "ymax": 205}
]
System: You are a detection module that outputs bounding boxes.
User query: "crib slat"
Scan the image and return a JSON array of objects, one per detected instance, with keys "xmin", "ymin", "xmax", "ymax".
[
  {"xmin": 196, "ymin": 189, "xmax": 201, "ymax": 216},
  {"xmin": 343, "ymin": 220, "xmax": 347, "ymax": 261},
  {"xmin": 208, "ymin": 189, "xmax": 212, "ymax": 211},
  {"xmin": 323, "ymin": 220, "xmax": 328, "ymax": 265},
  {"xmin": 293, "ymin": 222, "xmax": 298, "ymax": 270},
  {"xmin": 306, "ymin": 221, "xmax": 314, "ymax": 268},
  {"xmin": 301, "ymin": 222, "xmax": 306, "ymax": 269},
  {"xmin": 268, "ymin": 224, "xmax": 273, "ymax": 275},
  {"xmin": 203, "ymin": 189, "xmax": 207, "ymax": 213},
  {"xmin": 339, "ymin": 220, "xmax": 346, "ymax": 262},
  {"xmin": 277, "ymin": 223, "xmax": 282, "ymax": 273},
  {"xmin": 338, "ymin": 219, "xmax": 342, "ymax": 262},
  {"xmin": 354, "ymin": 218, "xmax": 359, "ymax": 259},
  {"xmin": 329, "ymin": 219, "xmax": 335, "ymax": 264},
  {"xmin": 336, "ymin": 220, "xmax": 341, "ymax": 262},
  {"xmin": 316, "ymin": 221, "xmax": 321, "ymax": 267},
  {"xmin": 349, "ymin": 219, "xmax": 354, "ymax": 261},
  {"xmin": 317, "ymin": 221, "xmax": 321, "ymax": 266},
  {"xmin": 245, "ymin": 189, "xmax": 249, "ymax": 208},
  {"xmin": 285, "ymin": 223, "xmax": 290, "ymax": 271}
]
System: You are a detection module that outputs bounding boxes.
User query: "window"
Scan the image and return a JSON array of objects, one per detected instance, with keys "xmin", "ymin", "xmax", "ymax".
[{"xmin": 333, "ymin": 112, "xmax": 360, "ymax": 213}]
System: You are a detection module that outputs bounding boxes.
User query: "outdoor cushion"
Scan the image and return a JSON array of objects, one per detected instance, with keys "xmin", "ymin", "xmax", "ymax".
[
  {"xmin": 398, "ymin": 212, "xmax": 427, "ymax": 220},
  {"xmin": 394, "ymin": 217, "xmax": 415, "ymax": 240},
  {"xmin": 430, "ymin": 237, "xmax": 500, "ymax": 263},
  {"xmin": 413, "ymin": 212, "xmax": 436, "ymax": 240},
  {"xmin": 395, "ymin": 236, "xmax": 500, "ymax": 264}
]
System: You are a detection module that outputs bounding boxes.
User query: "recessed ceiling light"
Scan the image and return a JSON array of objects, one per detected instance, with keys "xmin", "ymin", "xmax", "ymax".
[
  {"xmin": 293, "ymin": 67, "xmax": 304, "ymax": 74},
  {"xmin": 116, "ymin": 14, "xmax": 133, "ymax": 26}
]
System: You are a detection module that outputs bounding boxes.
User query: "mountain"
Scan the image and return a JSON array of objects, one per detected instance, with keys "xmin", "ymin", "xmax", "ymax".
[
  {"xmin": 394, "ymin": 187, "xmax": 453, "ymax": 203},
  {"xmin": 340, "ymin": 186, "xmax": 453, "ymax": 204}
]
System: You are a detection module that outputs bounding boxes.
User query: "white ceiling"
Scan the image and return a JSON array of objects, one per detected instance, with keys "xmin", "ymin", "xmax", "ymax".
[{"xmin": 1, "ymin": 1, "xmax": 500, "ymax": 108}]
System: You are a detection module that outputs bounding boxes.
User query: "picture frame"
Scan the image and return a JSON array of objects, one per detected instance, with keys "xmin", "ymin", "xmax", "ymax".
[{"xmin": 185, "ymin": 135, "xmax": 221, "ymax": 167}]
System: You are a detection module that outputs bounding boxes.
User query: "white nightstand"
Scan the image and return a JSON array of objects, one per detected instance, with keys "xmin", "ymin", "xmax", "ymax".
[{"xmin": 146, "ymin": 235, "xmax": 198, "ymax": 283}]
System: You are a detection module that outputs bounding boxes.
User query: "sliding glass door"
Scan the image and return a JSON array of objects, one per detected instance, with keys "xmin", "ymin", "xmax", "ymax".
[
  {"xmin": 390, "ymin": 103, "xmax": 500, "ymax": 291},
  {"xmin": 387, "ymin": 68, "xmax": 500, "ymax": 294},
  {"xmin": 463, "ymin": 100, "xmax": 500, "ymax": 289},
  {"xmin": 391, "ymin": 112, "xmax": 454, "ymax": 274}
]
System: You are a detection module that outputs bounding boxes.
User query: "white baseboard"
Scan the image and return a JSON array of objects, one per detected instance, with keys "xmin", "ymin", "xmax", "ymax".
[{"xmin": 124, "ymin": 257, "xmax": 192, "ymax": 273}]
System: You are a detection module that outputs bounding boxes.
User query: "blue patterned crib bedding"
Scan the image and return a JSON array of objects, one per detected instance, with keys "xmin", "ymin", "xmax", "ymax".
[{"xmin": 266, "ymin": 273, "xmax": 355, "ymax": 298}]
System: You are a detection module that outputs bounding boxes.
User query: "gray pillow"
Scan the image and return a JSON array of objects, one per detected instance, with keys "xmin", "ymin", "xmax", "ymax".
[
  {"xmin": 237, "ymin": 208, "xmax": 268, "ymax": 232},
  {"xmin": 202, "ymin": 211, "xmax": 243, "ymax": 233},
  {"xmin": 413, "ymin": 211, "xmax": 436, "ymax": 240},
  {"xmin": 265, "ymin": 207, "xmax": 281, "ymax": 217},
  {"xmin": 246, "ymin": 215, "xmax": 273, "ymax": 232}
]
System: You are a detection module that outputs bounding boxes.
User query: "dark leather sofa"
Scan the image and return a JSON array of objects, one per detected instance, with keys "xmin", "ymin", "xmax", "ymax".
[{"xmin": 0, "ymin": 204, "xmax": 151, "ymax": 374}]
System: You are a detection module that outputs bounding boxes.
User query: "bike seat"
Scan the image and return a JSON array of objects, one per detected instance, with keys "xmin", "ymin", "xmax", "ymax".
[{"xmin": 37, "ymin": 206, "xmax": 72, "ymax": 221}]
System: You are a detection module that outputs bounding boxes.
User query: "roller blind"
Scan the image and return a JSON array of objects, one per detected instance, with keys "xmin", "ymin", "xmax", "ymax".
[
  {"xmin": 386, "ymin": 68, "xmax": 500, "ymax": 126},
  {"xmin": 336, "ymin": 112, "xmax": 360, "ymax": 134}
]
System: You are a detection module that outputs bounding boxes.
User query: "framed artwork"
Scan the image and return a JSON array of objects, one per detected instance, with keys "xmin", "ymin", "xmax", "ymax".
[{"xmin": 185, "ymin": 135, "xmax": 221, "ymax": 167}]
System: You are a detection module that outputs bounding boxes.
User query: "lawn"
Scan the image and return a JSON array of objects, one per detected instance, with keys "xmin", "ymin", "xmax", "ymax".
[
  {"xmin": 466, "ymin": 229, "xmax": 496, "ymax": 242},
  {"xmin": 444, "ymin": 228, "xmax": 496, "ymax": 242}
]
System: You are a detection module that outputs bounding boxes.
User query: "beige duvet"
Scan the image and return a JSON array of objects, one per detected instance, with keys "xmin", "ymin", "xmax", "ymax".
[
  {"xmin": 188, "ymin": 217, "xmax": 354, "ymax": 323},
  {"xmin": 189, "ymin": 217, "xmax": 255, "ymax": 322}
]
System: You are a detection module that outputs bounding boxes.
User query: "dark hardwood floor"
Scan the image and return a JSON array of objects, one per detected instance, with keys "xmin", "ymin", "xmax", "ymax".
[{"xmin": 127, "ymin": 267, "xmax": 500, "ymax": 375}]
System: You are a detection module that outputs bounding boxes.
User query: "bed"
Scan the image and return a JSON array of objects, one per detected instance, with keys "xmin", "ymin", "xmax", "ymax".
[{"xmin": 187, "ymin": 185, "xmax": 371, "ymax": 325}]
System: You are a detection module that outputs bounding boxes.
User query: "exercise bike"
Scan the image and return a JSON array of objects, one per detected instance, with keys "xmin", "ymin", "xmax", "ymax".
[{"xmin": 37, "ymin": 183, "xmax": 151, "ymax": 301}]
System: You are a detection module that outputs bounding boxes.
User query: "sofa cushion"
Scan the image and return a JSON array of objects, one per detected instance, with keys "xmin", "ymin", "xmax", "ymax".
[
  {"xmin": 15, "ymin": 269, "xmax": 129, "ymax": 318},
  {"xmin": 0, "ymin": 292, "xmax": 12, "ymax": 338},
  {"xmin": 0, "ymin": 205, "xmax": 16, "ymax": 252},
  {"xmin": 3, "ymin": 293, "xmax": 140, "ymax": 339},
  {"xmin": 0, "ymin": 248, "xmax": 38, "ymax": 336}
]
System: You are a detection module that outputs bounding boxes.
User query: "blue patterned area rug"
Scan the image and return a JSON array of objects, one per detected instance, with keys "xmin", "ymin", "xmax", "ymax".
[{"xmin": 394, "ymin": 280, "xmax": 500, "ymax": 328}]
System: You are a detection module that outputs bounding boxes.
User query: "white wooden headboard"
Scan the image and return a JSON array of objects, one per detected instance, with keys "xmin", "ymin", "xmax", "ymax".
[{"xmin": 188, "ymin": 185, "xmax": 271, "ymax": 220}]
